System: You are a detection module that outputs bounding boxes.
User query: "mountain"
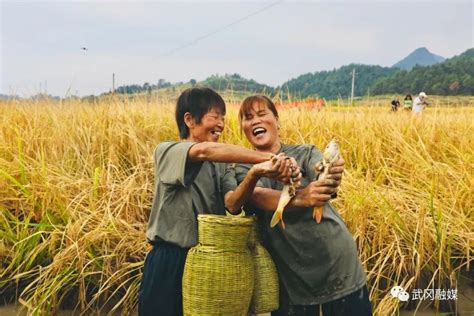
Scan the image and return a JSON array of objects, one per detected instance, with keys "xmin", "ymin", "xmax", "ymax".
[
  {"xmin": 371, "ymin": 48, "xmax": 474, "ymax": 95},
  {"xmin": 107, "ymin": 47, "xmax": 471, "ymax": 100},
  {"xmin": 393, "ymin": 47, "xmax": 445, "ymax": 70},
  {"xmin": 279, "ymin": 64, "xmax": 398, "ymax": 100},
  {"xmin": 112, "ymin": 73, "xmax": 274, "ymax": 97},
  {"xmin": 199, "ymin": 73, "xmax": 274, "ymax": 94}
]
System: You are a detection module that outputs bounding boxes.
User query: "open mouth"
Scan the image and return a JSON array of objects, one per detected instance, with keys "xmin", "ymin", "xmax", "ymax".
[
  {"xmin": 211, "ymin": 130, "xmax": 222, "ymax": 136},
  {"xmin": 252, "ymin": 127, "xmax": 266, "ymax": 137}
]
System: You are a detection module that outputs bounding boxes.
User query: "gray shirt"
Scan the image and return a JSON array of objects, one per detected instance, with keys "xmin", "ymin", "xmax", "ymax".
[
  {"xmin": 223, "ymin": 144, "xmax": 367, "ymax": 305},
  {"xmin": 146, "ymin": 141, "xmax": 228, "ymax": 248}
]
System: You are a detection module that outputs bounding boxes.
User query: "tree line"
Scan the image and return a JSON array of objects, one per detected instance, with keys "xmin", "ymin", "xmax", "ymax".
[{"xmin": 112, "ymin": 48, "xmax": 473, "ymax": 99}]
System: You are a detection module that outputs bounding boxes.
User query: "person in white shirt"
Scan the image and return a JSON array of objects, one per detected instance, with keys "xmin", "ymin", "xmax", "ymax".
[{"xmin": 412, "ymin": 92, "xmax": 429, "ymax": 113}]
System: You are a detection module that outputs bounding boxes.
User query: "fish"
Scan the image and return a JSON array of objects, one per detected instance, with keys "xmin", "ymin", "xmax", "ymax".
[
  {"xmin": 270, "ymin": 177, "xmax": 296, "ymax": 229},
  {"xmin": 313, "ymin": 139, "xmax": 340, "ymax": 223}
]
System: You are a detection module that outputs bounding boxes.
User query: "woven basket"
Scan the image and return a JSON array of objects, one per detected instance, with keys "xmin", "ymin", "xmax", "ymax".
[
  {"xmin": 183, "ymin": 214, "xmax": 254, "ymax": 316},
  {"xmin": 248, "ymin": 218, "xmax": 279, "ymax": 313}
]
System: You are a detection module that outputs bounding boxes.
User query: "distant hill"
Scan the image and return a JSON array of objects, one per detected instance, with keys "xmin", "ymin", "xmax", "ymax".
[
  {"xmin": 393, "ymin": 47, "xmax": 445, "ymax": 70},
  {"xmin": 372, "ymin": 48, "xmax": 474, "ymax": 95},
  {"xmin": 112, "ymin": 73, "xmax": 274, "ymax": 97},
  {"xmin": 279, "ymin": 64, "xmax": 398, "ymax": 100},
  {"xmin": 199, "ymin": 73, "xmax": 275, "ymax": 94},
  {"xmin": 115, "ymin": 78, "xmax": 173, "ymax": 95},
  {"xmin": 107, "ymin": 47, "xmax": 471, "ymax": 100}
]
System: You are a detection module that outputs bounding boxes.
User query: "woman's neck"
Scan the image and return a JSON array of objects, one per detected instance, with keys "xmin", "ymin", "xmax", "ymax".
[{"xmin": 255, "ymin": 141, "xmax": 282, "ymax": 154}]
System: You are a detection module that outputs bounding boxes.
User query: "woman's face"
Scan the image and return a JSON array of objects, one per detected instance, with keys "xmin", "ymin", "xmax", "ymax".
[
  {"xmin": 241, "ymin": 102, "xmax": 281, "ymax": 153},
  {"xmin": 187, "ymin": 107, "xmax": 225, "ymax": 142}
]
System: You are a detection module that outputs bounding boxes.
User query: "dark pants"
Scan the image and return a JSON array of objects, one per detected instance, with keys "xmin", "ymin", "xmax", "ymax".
[
  {"xmin": 272, "ymin": 285, "xmax": 373, "ymax": 316},
  {"xmin": 138, "ymin": 242, "xmax": 188, "ymax": 316}
]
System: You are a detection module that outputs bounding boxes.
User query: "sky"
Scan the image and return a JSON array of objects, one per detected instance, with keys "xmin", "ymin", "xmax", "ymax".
[{"xmin": 1, "ymin": 0, "xmax": 473, "ymax": 97}]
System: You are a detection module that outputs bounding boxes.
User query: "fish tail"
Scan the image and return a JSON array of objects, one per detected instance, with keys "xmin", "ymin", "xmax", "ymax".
[
  {"xmin": 270, "ymin": 209, "xmax": 283, "ymax": 228},
  {"xmin": 313, "ymin": 206, "xmax": 323, "ymax": 224}
]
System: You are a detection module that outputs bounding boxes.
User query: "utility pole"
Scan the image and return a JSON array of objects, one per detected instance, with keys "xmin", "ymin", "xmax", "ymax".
[
  {"xmin": 350, "ymin": 68, "xmax": 355, "ymax": 106},
  {"xmin": 112, "ymin": 73, "xmax": 115, "ymax": 93}
]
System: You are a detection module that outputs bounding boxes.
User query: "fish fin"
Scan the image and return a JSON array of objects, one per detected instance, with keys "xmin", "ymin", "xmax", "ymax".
[
  {"xmin": 313, "ymin": 206, "xmax": 323, "ymax": 224},
  {"xmin": 270, "ymin": 209, "xmax": 282, "ymax": 228},
  {"xmin": 316, "ymin": 211, "xmax": 322, "ymax": 224}
]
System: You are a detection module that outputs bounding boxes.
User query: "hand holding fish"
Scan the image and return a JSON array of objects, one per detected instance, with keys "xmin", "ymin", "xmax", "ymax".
[
  {"xmin": 251, "ymin": 153, "xmax": 287, "ymax": 178},
  {"xmin": 252, "ymin": 154, "xmax": 301, "ymax": 185},
  {"xmin": 269, "ymin": 157, "xmax": 302, "ymax": 229},
  {"xmin": 291, "ymin": 179, "xmax": 338, "ymax": 208},
  {"xmin": 282, "ymin": 157, "xmax": 302, "ymax": 187},
  {"xmin": 313, "ymin": 139, "xmax": 341, "ymax": 223},
  {"xmin": 314, "ymin": 158, "xmax": 344, "ymax": 187}
]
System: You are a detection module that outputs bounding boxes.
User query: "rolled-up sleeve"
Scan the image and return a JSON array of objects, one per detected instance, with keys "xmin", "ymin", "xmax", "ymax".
[{"xmin": 154, "ymin": 141, "xmax": 203, "ymax": 187}]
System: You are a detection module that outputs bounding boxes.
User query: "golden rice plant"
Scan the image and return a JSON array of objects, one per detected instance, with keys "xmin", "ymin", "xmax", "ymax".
[{"xmin": 0, "ymin": 95, "xmax": 472, "ymax": 315}]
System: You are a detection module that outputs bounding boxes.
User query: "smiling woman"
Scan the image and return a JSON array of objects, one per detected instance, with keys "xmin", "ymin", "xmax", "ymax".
[
  {"xmin": 175, "ymin": 87, "xmax": 226, "ymax": 141},
  {"xmin": 183, "ymin": 108, "xmax": 224, "ymax": 142},
  {"xmin": 240, "ymin": 95, "xmax": 281, "ymax": 153},
  {"xmin": 223, "ymin": 95, "xmax": 372, "ymax": 316},
  {"xmin": 138, "ymin": 87, "xmax": 296, "ymax": 316}
]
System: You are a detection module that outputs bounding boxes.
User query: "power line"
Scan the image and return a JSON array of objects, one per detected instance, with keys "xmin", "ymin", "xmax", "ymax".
[{"xmin": 160, "ymin": 0, "xmax": 283, "ymax": 57}]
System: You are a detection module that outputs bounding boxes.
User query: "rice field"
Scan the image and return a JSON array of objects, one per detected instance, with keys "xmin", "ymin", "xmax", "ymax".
[{"xmin": 0, "ymin": 95, "xmax": 473, "ymax": 315}]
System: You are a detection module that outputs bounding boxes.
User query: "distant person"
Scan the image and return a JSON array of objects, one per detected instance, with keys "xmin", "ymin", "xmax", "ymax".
[
  {"xmin": 403, "ymin": 94, "xmax": 413, "ymax": 111},
  {"xmin": 412, "ymin": 92, "xmax": 429, "ymax": 114},
  {"xmin": 391, "ymin": 96, "xmax": 400, "ymax": 112}
]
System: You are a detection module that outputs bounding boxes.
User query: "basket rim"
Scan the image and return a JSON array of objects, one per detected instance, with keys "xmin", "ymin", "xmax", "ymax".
[{"xmin": 197, "ymin": 214, "xmax": 254, "ymax": 226}]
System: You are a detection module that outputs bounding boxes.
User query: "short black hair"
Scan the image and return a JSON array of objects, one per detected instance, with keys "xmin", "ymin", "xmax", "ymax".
[{"xmin": 175, "ymin": 87, "xmax": 226, "ymax": 139}]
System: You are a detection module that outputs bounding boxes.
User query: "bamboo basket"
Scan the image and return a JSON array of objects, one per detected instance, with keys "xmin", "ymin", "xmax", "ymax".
[
  {"xmin": 182, "ymin": 214, "xmax": 254, "ymax": 316},
  {"xmin": 248, "ymin": 218, "xmax": 279, "ymax": 313}
]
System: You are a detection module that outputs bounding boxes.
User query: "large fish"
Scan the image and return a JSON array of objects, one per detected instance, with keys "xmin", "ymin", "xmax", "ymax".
[
  {"xmin": 270, "ymin": 177, "xmax": 296, "ymax": 229},
  {"xmin": 313, "ymin": 139, "xmax": 340, "ymax": 223}
]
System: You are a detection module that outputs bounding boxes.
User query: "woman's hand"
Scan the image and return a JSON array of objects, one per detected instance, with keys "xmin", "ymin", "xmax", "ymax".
[
  {"xmin": 250, "ymin": 153, "xmax": 286, "ymax": 178},
  {"xmin": 271, "ymin": 156, "xmax": 302, "ymax": 186},
  {"xmin": 314, "ymin": 158, "xmax": 345, "ymax": 187},
  {"xmin": 327, "ymin": 158, "xmax": 344, "ymax": 187},
  {"xmin": 288, "ymin": 157, "xmax": 302, "ymax": 187},
  {"xmin": 292, "ymin": 179, "xmax": 338, "ymax": 208},
  {"xmin": 250, "ymin": 154, "xmax": 302, "ymax": 186}
]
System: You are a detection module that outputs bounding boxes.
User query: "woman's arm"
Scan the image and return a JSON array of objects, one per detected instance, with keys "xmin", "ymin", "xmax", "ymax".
[
  {"xmin": 188, "ymin": 142, "xmax": 273, "ymax": 164},
  {"xmin": 224, "ymin": 157, "xmax": 295, "ymax": 213},
  {"xmin": 248, "ymin": 158, "xmax": 345, "ymax": 212},
  {"xmin": 224, "ymin": 168, "xmax": 261, "ymax": 214},
  {"xmin": 249, "ymin": 179, "xmax": 338, "ymax": 212}
]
